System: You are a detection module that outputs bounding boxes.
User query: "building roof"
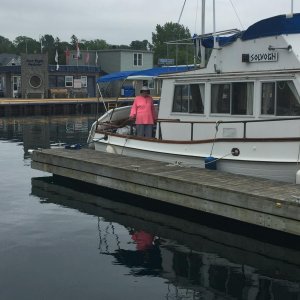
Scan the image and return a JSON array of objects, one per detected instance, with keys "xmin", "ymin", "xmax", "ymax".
[{"xmin": 0, "ymin": 54, "xmax": 21, "ymax": 66}]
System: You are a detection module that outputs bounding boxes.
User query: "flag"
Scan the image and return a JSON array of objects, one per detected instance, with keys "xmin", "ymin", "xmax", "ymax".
[
  {"xmin": 95, "ymin": 51, "xmax": 98, "ymax": 65},
  {"xmin": 85, "ymin": 51, "xmax": 90, "ymax": 64},
  {"xmin": 55, "ymin": 49, "xmax": 59, "ymax": 70},
  {"xmin": 76, "ymin": 42, "xmax": 81, "ymax": 59},
  {"xmin": 65, "ymin": 47, "xmax": 70, "ymax": 64}
]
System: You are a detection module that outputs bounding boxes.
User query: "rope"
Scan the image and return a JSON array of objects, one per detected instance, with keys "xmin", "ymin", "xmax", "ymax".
[
  {"xmin": 64, "ymin": 136, "xmax": 107, "ymax": 150},
  {"xmin": 210, "ymin": 120, "xmax": 221, "ymax": 156}
]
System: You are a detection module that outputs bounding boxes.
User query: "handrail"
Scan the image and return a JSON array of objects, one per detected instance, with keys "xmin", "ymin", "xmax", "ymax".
[{"xmin": 156, "ymin": 116, "xmax": 300, "ymax": 140}]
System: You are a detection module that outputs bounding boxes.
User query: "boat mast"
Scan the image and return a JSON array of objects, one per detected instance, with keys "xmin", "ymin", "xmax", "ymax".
[
  {"xmin": 199, "ymin": 0, "xmax": 206, "ymax": 68},
  {"xmin": 212, "ymin": 0, "xmax": 220, "ymax": 73},
  {"xmin": 287, "ymin": 0, "xmax": 294, "ymax": 18},
  {"xmin": 213, "ymin": 0, "xmax": 216, "ymax": 37}
]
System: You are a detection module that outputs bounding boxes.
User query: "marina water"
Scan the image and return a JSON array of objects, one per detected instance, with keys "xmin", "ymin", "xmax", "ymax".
[{"xmin": 0, "ymin": 114, "xmax": 300, "ymax": 300}]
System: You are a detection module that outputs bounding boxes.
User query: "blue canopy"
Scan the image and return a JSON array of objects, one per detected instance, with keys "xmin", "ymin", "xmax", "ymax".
[
  {"xmin": 200, "ymin": 33, "xmax": 240, "ymax": 48},
  {"xmin": 97, "ymin": 70, "xmax": 135, "ymax": 83},
  {"xmin": 194, "ymin": 13, "xmax": 300, "ymax": 48},
  {"xmin": 242, "ymin": 13, "xmax": 300, "ymax": 40},
  {"xmin": 97, "ymin": 66, "xmax": 192, "ymax": 83}
]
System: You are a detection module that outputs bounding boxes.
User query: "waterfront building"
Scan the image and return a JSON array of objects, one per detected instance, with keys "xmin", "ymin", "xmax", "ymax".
[{"xmin": 0, "ymin": 49, "xmax": 153, "ymax": 99}]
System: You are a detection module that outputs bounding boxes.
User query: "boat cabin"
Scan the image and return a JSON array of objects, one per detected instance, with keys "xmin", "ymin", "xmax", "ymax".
[{"xmin": 159, "ymin": 14, "xmax": 300, "ymax": 122}]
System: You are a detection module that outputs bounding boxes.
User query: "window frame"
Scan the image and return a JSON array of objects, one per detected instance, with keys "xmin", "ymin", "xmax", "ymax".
[
  {"xmin": 65, "ymin": 76, "xmax": 73, "ymax": 87},
  {"xmin": 172, "ymin": 83, "xmax": 205, "ymax": 114},
  {"xmin": 261, "ymin": 80, "xmax": 300, "ymax": 116},
  {"xmin": 81, "ymin": 76, "xmax": 87, "ymax": 88},
  {"xmin": 133, "ymin": 53, "xmax": 143, "ymax": 66},
  {"xmin": 261, "ymin": 81, "xmax": 276, "ymax": 115},
  {"xmin": 210, "ymin": 81, "xmax": 254, "ymax": 115}
]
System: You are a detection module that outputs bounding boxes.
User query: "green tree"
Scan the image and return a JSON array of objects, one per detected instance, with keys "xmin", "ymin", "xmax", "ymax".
[
  {"xmin": 41, "ymin": 34, "xmax": 55, "ymax": 52},
  {"xmin": 0, "ymin": 36, "xmax": 15, "ymax": 54},
  {"xmin": 108, "ymin": 44, "xmax": 130, "ymax": 49},
  {"xmin": 152, "ymin": 22, "xmax": 193, "ymax": 65},
  {"xmin": 40, "ymin": 34, "xmax": 56, "ymax": 63},
  {"xmin": 130, "ymin": 40, "xmax": 152, "ymax": 51},
  {"xmin": 13, "ymin": 36, "xmax": 40, "ymax": 54},
  {"xmin": 70, "ymin": 35, "xmax": 79, "ymax": 48},
  {"xmin": 82, "ymin": 39, "xmax": 109, "ymax": 50}
]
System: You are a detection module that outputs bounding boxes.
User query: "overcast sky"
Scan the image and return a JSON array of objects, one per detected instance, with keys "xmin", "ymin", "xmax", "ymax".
[{"xmin": 0, "ymin": 0, "xmax": 298, "ymax": 45}]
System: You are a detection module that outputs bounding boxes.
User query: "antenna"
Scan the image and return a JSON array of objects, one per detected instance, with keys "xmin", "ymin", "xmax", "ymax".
[
  {"xmin": 178, "ymin": 0, "xmax": 187, "ymax": 23},
  {"xmin": 287, "ymin": 0, "xmax": 294, "ymax": 18},
  {"xmin": 201, "ymin": 0, "xmax": 205, "ymax": 35}
]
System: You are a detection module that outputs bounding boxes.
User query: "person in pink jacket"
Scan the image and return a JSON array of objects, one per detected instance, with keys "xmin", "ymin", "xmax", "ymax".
[{"xmin": 130, "ymin": 86, "xmax": 156, "ymax": 137}]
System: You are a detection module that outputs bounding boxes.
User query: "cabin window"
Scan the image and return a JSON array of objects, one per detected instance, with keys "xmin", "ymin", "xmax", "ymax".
[
  {"xmin": 133, "ymin": 53, "xmax": 143, "ymax": 66},
  {"xmin": 261, "ymin": 81, "xmax": 300, "ymax": 116},
  {"xmin": 261, "ymin": 82, "xmax": 275, "ymax": 115},
  {"xmin": 172, "ymin": 84, "xmax": 204, "ymax": 114},
  {"xmin": 211, "ymin": 84, "xmax": 230, "ymax": 113},
  {"xmin": 211, "ymin": 82, "xmax": 253, "ymax": 115}
]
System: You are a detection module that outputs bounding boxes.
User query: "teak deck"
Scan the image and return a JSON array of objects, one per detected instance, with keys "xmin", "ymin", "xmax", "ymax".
[{"xmin": 31, "ymin": 148, "xmax": 300, "ymax": 236}]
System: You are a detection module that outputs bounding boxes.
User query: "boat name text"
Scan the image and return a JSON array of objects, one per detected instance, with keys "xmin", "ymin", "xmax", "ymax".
[{"xmin": 249, "ymin": 52, "xmax": 278, "ymax": 63}]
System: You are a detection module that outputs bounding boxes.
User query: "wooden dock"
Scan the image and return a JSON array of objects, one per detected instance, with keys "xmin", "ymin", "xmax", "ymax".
[
  {"xmin": 31, "ymin": 148, "xmax": 300, "ymax": 236},
  {"xmin": 0, "ymin": 97, "xmax": 134, "ymax": 117}
]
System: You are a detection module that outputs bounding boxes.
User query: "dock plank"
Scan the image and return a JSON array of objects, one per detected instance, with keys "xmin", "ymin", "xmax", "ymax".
[{"xmin": 31, "ymin": 148, "xmax": 300, "ymax": 236}]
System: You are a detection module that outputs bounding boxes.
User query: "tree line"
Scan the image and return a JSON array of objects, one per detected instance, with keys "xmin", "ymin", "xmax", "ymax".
[{"xmin": 0, "ymin": 22, "xmax": 196, "ymax": 66}]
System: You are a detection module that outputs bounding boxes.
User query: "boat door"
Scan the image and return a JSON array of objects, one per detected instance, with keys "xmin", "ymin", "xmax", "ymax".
[{"xmin": 12, "ymin": 76, "xmax": 21, "ymax": 98}]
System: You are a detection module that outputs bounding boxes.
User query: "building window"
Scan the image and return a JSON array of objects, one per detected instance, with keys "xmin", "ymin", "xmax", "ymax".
[
  {"xmin": 49, "ymin": 76, "xmax": 56, "ymax": 88},
  {"xmin": 261, "ymin": 81, "xmax": 300, "ymax": 116},
  {"xmin": 133, "ymin": 53, "xmax": 143, "ymax": 66},
  {"xmin": 65, "ymin": 76, "xmax": 73, "ymax": 87},
  {"xmin": 81, "ymin": 76, "xmax": 87, "ymax": 87},
  {"xmin": 211, "ymin": 82, "xmax": 253, "ymax": 115},
  {"xmin": 57, "ymin": 76, "xmax": 65, "ymax": 87},
  {"xmin": 172, "ymin": 84, "xmax": 205, "ymax": 114}
]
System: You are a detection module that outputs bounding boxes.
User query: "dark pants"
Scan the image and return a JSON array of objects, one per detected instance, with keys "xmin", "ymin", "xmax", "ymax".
[{"xmin": 136, "ymin": 124, "xmax": 153, "ymax": 138}]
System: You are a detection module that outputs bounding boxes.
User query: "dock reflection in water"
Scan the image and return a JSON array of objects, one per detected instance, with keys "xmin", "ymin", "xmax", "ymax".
[
  {"xmin": 31, "ymin": 176, "xmax": 300, "ymax": 300},
  {"xmin": 0, "ymin": 115, "xmax": 96, "ymax": 158}
]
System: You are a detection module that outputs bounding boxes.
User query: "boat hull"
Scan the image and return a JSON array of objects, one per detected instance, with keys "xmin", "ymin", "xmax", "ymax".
[{"xmin": 93, "ymin": 132, "xmax": 300, "ymax": 183}]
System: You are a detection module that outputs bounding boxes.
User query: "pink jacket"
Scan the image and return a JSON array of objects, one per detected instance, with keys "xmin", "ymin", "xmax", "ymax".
[{"xmin": 130, "ymin": 95, "xmax": 156, "ymax": 125}]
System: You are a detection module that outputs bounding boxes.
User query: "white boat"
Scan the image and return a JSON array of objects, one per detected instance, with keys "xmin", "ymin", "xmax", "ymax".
[{"xmin": 88, "ymin": 8, "xmax": 300, "ymax": 184}]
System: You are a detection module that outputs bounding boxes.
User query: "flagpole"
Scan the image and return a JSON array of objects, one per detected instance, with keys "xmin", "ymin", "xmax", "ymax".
[
  {"xmin": 55, "ymin": 49, "xmax": 59, "ymax": 71},
  {"xmin": 76, "ymin": 40, "xmax": 79, "ymax": 68},
  {"xmin": 40, "ymin": 35, "xmax": 43, "ymax": 54}
]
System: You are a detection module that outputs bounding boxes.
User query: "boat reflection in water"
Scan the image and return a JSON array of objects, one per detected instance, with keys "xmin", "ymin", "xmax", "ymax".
[{"xmin": 31, "ymin": 176, "xmax": 300, "ymax": 300}]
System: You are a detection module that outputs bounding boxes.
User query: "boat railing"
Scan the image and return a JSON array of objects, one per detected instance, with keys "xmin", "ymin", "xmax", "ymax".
[{"xmin": 156, "ymin": 117, "xmax": 300, "ymax": 140}]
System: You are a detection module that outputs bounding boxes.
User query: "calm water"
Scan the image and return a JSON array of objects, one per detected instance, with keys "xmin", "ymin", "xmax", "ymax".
[{"xmin": 0, "ymin": 114, "xmax": 300, "ymax": 300}]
